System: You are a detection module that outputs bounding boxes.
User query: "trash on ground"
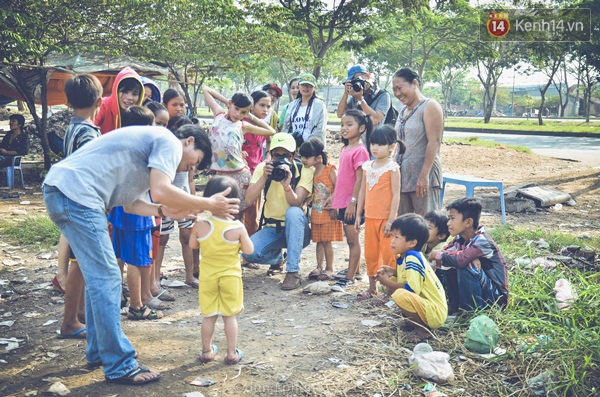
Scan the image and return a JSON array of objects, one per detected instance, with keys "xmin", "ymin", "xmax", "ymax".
[
  {"xmin": 47, "ymin": 382, "xmax": 70, "ymax": 396},
  {"xmin": 526, "ymin": 370, "xmax": 557, "ymax": 396},
  {"xmin": 303, "ymin": 281, "xmax": 332, "ymax": 295},
  {"xmin": 160, "ymin": 279, "xmax": 186, "ymax": 288},
  {"xmin": 332, "ymin": 302, "xmax": 348, "ymax": 309},
  {"xmin": 184, "ymin": 392, "xmax": 206, "ymax": 397},
  {"xmin": 42, "ymin": 319, "xmax": 58, "ymax": 326},
  {"xmin": 251, "ymin": 319, "xmax": 265, "ymax": 324},
  {"xmin": 0, "ymin": 337, "xmax": 24, "ymax": 351},
  {"xmin": 554, "ymin": 278, "xmax": 577, "ymax": 310},
  {"xmin": 190, "ymin": 377, "xmax": 216, "ymax": 387},
  {"xmin": 361, "ymin": 319, "xmax": 382, "ymax": 327},
  {"xmin": 409, "ymin": 343, "xmax": 454, "ymax": 384},
  {"xmin": 0, "ymin": 321, "xmax": 14, "ymax": 327},
  {"xmin": 464, "ymin": 315, "xmax": 500, "ymax": 354}
]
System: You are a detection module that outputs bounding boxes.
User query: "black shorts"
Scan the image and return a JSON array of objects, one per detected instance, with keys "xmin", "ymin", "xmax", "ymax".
[{"xmin": 336, "ymin": 207, "xmax": 365, "ymax": 226}]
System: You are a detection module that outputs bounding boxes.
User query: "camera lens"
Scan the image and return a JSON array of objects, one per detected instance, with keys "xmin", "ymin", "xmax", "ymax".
[
  {"xmin": 271, "ymin": 167, "xmax": 286, "ymax": 182},
  {"xmin": 352, "ymin": 82, "xmax": 362, "ymax": 92}
]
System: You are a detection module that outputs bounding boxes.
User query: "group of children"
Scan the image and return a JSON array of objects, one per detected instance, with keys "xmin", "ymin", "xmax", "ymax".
[{"xmin": 52, "ymin": 67, "xmax": 509, "ymax": 367}]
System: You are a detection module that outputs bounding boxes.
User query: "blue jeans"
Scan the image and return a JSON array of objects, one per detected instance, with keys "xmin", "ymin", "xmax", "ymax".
[
  {"xmin": 43, "ymin": 185, "xmax": 137, "ymax": 379},
  {"xmin": 242, "ymin": 207, "xmax": 310, "ymax": 272},
  {"xmin": 454, "ymin": 263, "xmax": 500, "ymax": 311}
]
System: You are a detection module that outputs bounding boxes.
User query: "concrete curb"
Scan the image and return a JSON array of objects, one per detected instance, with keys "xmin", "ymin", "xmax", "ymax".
[{"xmin": 444, "ymin": 126, "xmax": 600, "ymax": 139}]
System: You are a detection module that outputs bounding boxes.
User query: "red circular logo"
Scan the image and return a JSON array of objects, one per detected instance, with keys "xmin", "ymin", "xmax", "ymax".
[{"xmin": 487, "ymin": 18, "xmax": 510, "ymax": 38}]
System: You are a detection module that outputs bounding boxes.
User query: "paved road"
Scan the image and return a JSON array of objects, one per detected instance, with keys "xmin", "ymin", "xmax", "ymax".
[{"xmin": 445, "ymin": 130, "xmax": 600, "ymax": 167}]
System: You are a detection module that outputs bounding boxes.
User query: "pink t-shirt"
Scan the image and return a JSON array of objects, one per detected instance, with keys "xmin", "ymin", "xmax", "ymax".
[{"xmin": 331, "ymin": 143, "xmax": 370, "ymax": 209}]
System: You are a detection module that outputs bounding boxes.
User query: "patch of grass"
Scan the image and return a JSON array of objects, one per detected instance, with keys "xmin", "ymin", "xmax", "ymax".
[
  {"xmin": 487, "ymin": 226, "xmax": 600, "ymax": 395},
  {"xmin": 0, "ymin": 214, "xmax": 60, "ymax": 249},
  {"xmin": 446, "ymin": 117, "xmax": 600, "ymax": 134},
  {"xmin": 443, "ymin": 136, "xmax": 532, "ymax": 153}
]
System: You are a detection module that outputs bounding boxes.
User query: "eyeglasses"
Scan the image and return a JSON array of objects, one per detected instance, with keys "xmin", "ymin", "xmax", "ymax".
[{"xmin": 271, "ymin": 153, "xmax": 292, "ymax": 161}]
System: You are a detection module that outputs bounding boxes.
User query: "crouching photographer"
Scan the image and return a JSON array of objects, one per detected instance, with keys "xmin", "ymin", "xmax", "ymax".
[
  {"xmin": 242, "ymin": 133, "xmax": 314, "ymax": 291},
  {"xmin": 337, "ymin": 64, "xmax": 393, "ymax": 133}
]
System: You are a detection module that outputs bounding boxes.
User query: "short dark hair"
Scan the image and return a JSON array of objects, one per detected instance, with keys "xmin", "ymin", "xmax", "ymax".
[
  {"xmin": 390, "ymin": 214, "xmax": 429, "ymax": 251},
  {"xmin": 299, "ymin": 138, "xmax": 328, "ymax": 165},
  {"xmin": 393, "ymin": 67, "xmax": 421, "ymax": 85},
  {"xmin": 167, "ymin": 115, "xmax": 192, "ymax": 133},
  {"xmin": 203, "ymin": 175, "xmax": 239, "ymax": 199},
  {"xmin": 64, "ymin": 74, "xmax": 103, "ymax": 109},
  {"xmin": 250, "ymin": 90, "xmax": 269, "ymax": 104},
  {"xmin": 145, "ymin": 100, "xmax": 167, "ymax": 116},
  {"xmin": 162, "ymin": 89, "xmax": 184, "ymax": 106},
  {"xmin": 120, "ymin": 106, "xmax": 154, "ymax": 127},
  {"xmin": 117, "ymin": 77, "xmax": 142, "ymax": 95},
  {"xmin": 369, "ymin": 124, "xmax": 395, "ymax": 145},
  {"xmin": 446, "ymin": 197, "xmax": 482, "ymax": 230},
  {"xmin": 424, "ymin": 210, "xmax": 449, "ymax": 239},
  {"xmin": 175, "ymin": 124, "xmax": 212, "ymax": 171},
  {"xmin": 231, "ymin": 92, "xmax": 253, "ymax": 108},
  {"xmin": 9, "ymin": 114, "xmax": 25, "ymax": 128}
]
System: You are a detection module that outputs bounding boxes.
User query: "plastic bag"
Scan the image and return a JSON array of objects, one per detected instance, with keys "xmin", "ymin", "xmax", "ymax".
[
  {"xmin": 554, "ymin": 278, "xmax": 577, "ymax": 310},
  {"xmin": 408, "ymin": 343, "xmax": 454, "ymax": 384},
  {"xmin": 464, "ymin": 315, "xmax": 500, "ymax": 354}
]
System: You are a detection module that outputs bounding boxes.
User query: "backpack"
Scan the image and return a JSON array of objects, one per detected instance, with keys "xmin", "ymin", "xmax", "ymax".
[{"xmin": 365, "ymin": 89, "xmax": 398, "ymax": 126}]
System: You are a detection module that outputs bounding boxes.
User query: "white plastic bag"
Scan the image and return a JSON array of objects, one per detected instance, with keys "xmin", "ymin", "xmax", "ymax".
[
  {"xmin": 554, "ymin": 278, "xmax": 577, "ymax": 310},
  {"xmin": 408, "ymin": 343, "xmax": 454, "ymax": 384}
]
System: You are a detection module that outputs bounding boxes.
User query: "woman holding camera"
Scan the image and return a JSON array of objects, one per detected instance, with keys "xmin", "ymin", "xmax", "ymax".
[{"xmin": 282, "ymin": 73, "xmax": 327, "ymax": 149}]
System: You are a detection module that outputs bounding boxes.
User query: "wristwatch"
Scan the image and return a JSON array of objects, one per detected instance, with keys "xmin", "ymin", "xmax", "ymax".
[
  {"xmin": 356, "ymin": 99, "xmax": 364, "ymax": 106},
  {"xmin": 350, "ymin": 197, "xmax": 357, "ymax": 203}
]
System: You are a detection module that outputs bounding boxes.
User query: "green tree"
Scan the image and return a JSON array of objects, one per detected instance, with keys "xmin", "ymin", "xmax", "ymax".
[{"xmin": 0, "ymin": 0, "xmax": 145, "ymax": 169}]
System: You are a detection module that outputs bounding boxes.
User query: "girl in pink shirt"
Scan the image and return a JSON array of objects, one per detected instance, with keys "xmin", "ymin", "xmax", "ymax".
[{"xmin": 329, "ymin": 109, "xmax": 372, "ymax": 291}]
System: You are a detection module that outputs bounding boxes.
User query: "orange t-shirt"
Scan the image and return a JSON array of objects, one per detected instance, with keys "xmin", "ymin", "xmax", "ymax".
[{"xmin": 363, "ymin": 160, "xmax": 399, "ymax": 220}]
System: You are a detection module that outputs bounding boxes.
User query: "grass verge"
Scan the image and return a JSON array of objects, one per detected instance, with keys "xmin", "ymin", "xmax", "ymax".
[
  {"xmin": 446, "ymin": 117, "xmax": 600, "ymax": 134},
  {"xmin": 443, "ymin": 135, "xmax": 532, "ymax": 153},
  {"xmin": 0, "ymin": 214, "xmax": 60, "ymax": 250}
]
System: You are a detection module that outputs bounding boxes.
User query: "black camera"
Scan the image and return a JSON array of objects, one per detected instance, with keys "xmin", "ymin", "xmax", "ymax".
[
  {"xmin": 269, "ymin": 158, "xmax": 292, "ymax": 182},
  {"xmin": 351, "ymin": 76, "xmax": 366, "ymax": 92}
]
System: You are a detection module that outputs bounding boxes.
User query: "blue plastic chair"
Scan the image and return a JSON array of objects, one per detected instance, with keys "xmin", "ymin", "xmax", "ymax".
[
  {"xmin": 2, "ymin": 156, "xmax": 24, "ymax": 189},
  {"xmin": 440, "ymin": 173, "xmax": 506, "ymax": 225}
]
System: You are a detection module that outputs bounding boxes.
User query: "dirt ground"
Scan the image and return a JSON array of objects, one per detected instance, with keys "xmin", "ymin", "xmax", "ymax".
[{"xmin": 0, "ymin": 139, "xmax": 598, "ymax": 397}]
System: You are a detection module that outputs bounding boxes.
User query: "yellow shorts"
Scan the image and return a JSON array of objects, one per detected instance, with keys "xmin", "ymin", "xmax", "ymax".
[
  {"xmin": 392, "ymin": 288, "xmax": 444, "ymax": 329},
  {"xmin": 199, "ymin": 275, "xmax": 244, "ymax": 317}
]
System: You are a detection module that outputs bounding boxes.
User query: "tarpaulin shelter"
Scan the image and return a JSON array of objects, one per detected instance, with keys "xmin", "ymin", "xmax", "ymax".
[{"xmin": 0, "ymin": 53, "xmax": 167, "ymax": 106}]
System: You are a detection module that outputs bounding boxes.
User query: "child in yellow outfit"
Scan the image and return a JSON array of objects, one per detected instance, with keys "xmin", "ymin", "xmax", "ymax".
[
  {"xmin": 355, "ymin": 125, "xmax": 403, "ymax": 300},
  {"xmin": 377, "ymin": 214, "xmax": 448, "ymax": 342},
  {"xmin": 189, "ymin": 176, "xmax": 254, "ymax": 365}
]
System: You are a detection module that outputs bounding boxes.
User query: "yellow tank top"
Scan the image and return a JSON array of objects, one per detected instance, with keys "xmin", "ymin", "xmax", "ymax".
[{"xmin": 198, "ymin": 217, "xmax": 243, "ymax": 281}]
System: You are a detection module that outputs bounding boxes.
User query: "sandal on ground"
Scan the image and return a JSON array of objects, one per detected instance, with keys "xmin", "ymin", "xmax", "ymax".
[
  {"xmin": 308, "ymin": 269, "xmax": 322, "ymax": 280},
  {"xmin": 224, "ymin": 348, "xmax": 244, "ymax": 365},
  {"xmin": 120, "ymin": 296, "xmax": 128, "ymax": 309},
  {"xmin": 57, "ymin": 327, "xmax": 86, "ymax": 339},
  {"xmin": 185, "ymin": 279, "xmax": 199, "ymax": 289},
  {"xmin": 105, "ymin": 365, "xmax": 161, "ymax": 385},
  {"xmin": 198, "ymin": 344, "xmax": 218, "ymax": 363},
  {"xmin": 51, "ymin": 276, "xmax": 65, "ymax": 294},
  {"xmin": 127, "ymin": 305, "xmax": 163, "ymax": 321},
  {"xmin": 154, "ymin": 288, "xmax": 176, "ymax": 302},
  {"xmin": 145, "ymin": 297, "xmax": 171, "ymax": 310},
  {"xmin": 266, "ymin": 264, "xmax": 283, "ymax": 276},
  {"xmin": 356, "ymin": 290, "xmax": 376, "ymax": 301},
  {"xmin": 242, "ymin": 262, "xmax": 260, "ymax": 269},
  {"xmin": 317, "ymin": 271, "xmax": 334, "ymax": 281},
  {"xmin": 281, "ymin": 272, "xmax": 302, "ymax": 290}
]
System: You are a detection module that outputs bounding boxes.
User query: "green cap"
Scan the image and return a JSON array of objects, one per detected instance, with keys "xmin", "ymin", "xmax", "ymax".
[
  {"xmin": 270, "ymin": 133, "xmax": 296, "ymax": 153},
  {"xmin": 298, "ymin": 73, "xmax": 317, "ymax": 88}
]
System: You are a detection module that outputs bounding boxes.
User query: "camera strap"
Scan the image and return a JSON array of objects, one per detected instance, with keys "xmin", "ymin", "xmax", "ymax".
[
  {"xmin": 288, "ymin": 96, "xmax": 314, "ymax": 138},
  {"xmin": 258, "ymin": 161, "xmax": 303, "ymax": 231}
]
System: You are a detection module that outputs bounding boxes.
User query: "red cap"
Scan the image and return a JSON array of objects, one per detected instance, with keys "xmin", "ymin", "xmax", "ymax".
[{"xmin": 262, "ymin": 83, "xmax": 282, "ymax": 98}]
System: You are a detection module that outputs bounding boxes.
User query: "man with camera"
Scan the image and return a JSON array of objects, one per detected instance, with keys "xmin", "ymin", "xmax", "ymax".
[
  {"xmin": 337, "ymin": 64, "xmax": 392, "ymax": 130},
  {"xmin": 242, "ymin": 133, "xmax": 314, "ymax": 291}
]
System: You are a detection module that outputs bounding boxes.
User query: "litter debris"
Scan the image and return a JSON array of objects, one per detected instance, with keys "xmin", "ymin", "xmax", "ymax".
[
  {"xmin": 47, "ymin": 381, "xmax": 70, "ymax": 395},
  {"xmin": 361, "ymin": 319, "xmax": 382, "ymax": 328},
  {"xmin": 160, "ymin": 279, "xmax": 187, "ymax": 288},
  {"xmin": 184, "ymin": 392, "xmax": 206, "ymax": 397},
  {"xmin": 19, "ymin": 201, "xmax": 31, "ymax": 205},
  {"xmin": 190, "ymin": 377, "xmax": 216, "ymax": 387},
  {"xmin": 332, "ymin": 302, "xmax": 348, "ymax": 309},
  {"xmin": 0, "ymin": 337, "xmax": 24, "ymax": 351},
  {"xmin": 554, "ymin": 278, "xmax": 577, "ymax": 310},
  {"xmin": 464, "ymin": 315, "xmax": 500, "ymax": 354},
  {"xmin": 526, "ymin": 370, "xmax": 557, "ymax": 396},
  {"xmin": 552, "ymin": 203, "xmax": 563, "ymax": 211},
  {"xmin": 535, "ymin": 239, "xmax": 550, "ymax": 250},
  {"xmin": 37, "ymin": 251, "xmax": 59, "ymax": 260},
  {"xmin": 303, "ymin": 281, "xmax": 332, "ymax": 295},
  {"xmin": 409, "ymin": 343, "xmax": 454, "ymax": 384},
  {"xmin": 2, "ymin": 259, "xmax": 19, "ymax": 266},
  {"xmin": 0, "ymin": 321, "xmax": 14, "ymax": 327},
  {"xmin": 251, "ymin": 320, "xmax": 265, "ymax": 324},
  {"xmin": 43, "ymin": 320, "xmax": 58, "ymax": 326}
]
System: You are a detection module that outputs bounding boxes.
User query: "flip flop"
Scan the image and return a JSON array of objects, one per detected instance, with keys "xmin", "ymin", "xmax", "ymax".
[
  {"xmin": 242, "ymin": 262, "xmax": 260, "ymax": 269},
  {"xmin": 57, "ymin": 327, "xmax": 86, "ymax": 339},
  {"xmin": 105, "ymin": 365, "xmax": 161, "ymax": 385},
  {"xmin": 155, "ymin": 288, "xmax": 176, "ymax": 302},
  {"xmin": 145, "ymin": 296, "xmax": 171, "ymax": 310},
  {"xmin": 198, "ymin": 344, "xmax": 218, "ymax": 363},
  {"xmin": 308, "ymin": 269, "xmax": 321, "ymax": 280},
  {"xmin": 356, "ymin": 290, "xmax": 376, "ymax": 301},
  {"xmin": 224, "ymin": 348, "xmax": 244, "ymax": 365},
  {"xmin": 51, "ymin": 276, "xmax": 65, "ymax": 294},
  {"xmin": 317, "ymin": 271, "xmax": 334, "ymax": 281},
  {"xmin": 185, "ymin": 279, "xmax": 199, "ymax": 289}
]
